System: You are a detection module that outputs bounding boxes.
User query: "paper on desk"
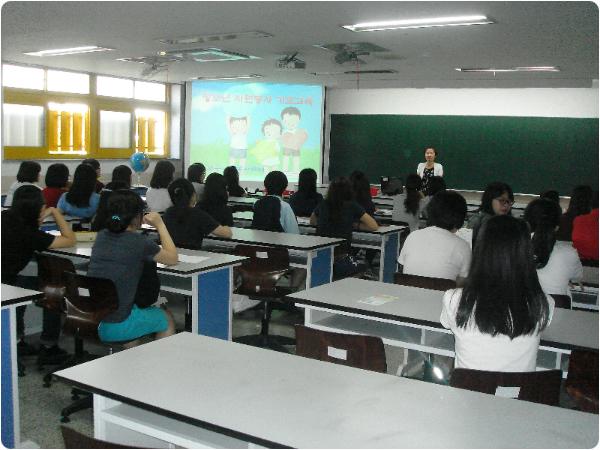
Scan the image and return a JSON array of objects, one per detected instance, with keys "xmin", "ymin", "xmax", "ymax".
[
  {"xmin": 296, "ymin": 217, "xmax": 310, "ymax": 225},
  {"xmin": 358, "ymin": 294, "xmax": 399, "ymax": 306},
  {"xmin": 376, "ymin": 209, "xmax": 393, "ymax": 216},
  {"xmin": 495, "ymin": 386, "xmax": 521, "ymax": 399},
  {"xmin": 178, "ymin": 254, "xmax": 210, "ymax": 264}
]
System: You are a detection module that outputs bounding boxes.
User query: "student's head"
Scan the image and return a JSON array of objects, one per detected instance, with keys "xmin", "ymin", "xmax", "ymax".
[
  {"xmin": 223, "ymin": 166, "xmax": 241, "ymax": 189},
  {"xmin": 44, "ymin": 163, "xmax": 69, "ymax": 189},
  {"xmin": 82, "ymin": 158, "xmax": 101, "ymax": 178},
  {"xmin": 66, "ymin": 163, "xmax": 97, "ymax": 207},
  {"xmin": 326, "ymin": 177, "xmax": 354, "ymax": 208},
  {"xmin": 168, "ymin": 178, "xmax": 196, "ymax": 220},
  {"xmin": 459, "ymin": 215, "xmax": 550, "ymax": 338},
  {"xmin": 403, "ymin": 173, "xmax": 422, "ymax": 216},
  {"xmin": 424, "ymin": 147, "xmax": 437, "ymax": 162},
  {"xmin": 111, "ymin": 165, "xmax": 132, "ymax": 188},
  {"xmin": 566, "ymin": 185, "xmax": 593, "ymax": 217},
  {"xmin": 480, "ymin": 182, "xmax": 514, "ymax": 216},
  {"xmin": 229, "ymin": 116, "xmax": 248, "ymax": 134},
  {"xmin": 298, "ymin": 168, "xmax": 318, "ymax": 196},
  {"xmin": 10, "ymin": 185, "xmax": 45, "ymax": 229},
  {"xmin": 150, "ymin": 160, "xmax": 175, "ymax": 189},
  {"xmin": 264, "ymin": 171, "xmax": 288, "ymax": 196},
  {"xmin": 540, "ymin": 190, "xmax": 560, "ymax": 204},
  {"xmin": 261, "ymin": 119, "xmax": 282, "ymax": 139},
  {"xmin": 106, "ymin": 189, "xmax": 145, "ymax": 233},
  {"xmin": 187, "ymin": 163, "xmax": 206, "ymax": 184},
  {"xmin": 349, "ymin": 170, "xmax": 372, "ymax": 204},
  {"xmin": 405, "ymin": 173, "xmax": 422, "ymax": 192},
  {"xmin": 524, "ymin": 198, "xmax": 562, "ymax": 268},
  {"xmin": 427, "ymin": 176, "xmax": 446, "ymax": 196},
  {"xmin": 281, "ymin": 107, "xmax": 301, "ymax": 130},
  {"xmin": 16, "ymin": 161, "xmax": 42, "ymax": 183},
  {"xmin": 426, "ymin": 191, "xmax": 467, "ymax": 231},
  {"xmin": 202, "ymin": 173, "xmax": 228, "ymax": 206},
  {"xmin": 91, "ymin": 181, "xmax": 129, "ymax": 232}
]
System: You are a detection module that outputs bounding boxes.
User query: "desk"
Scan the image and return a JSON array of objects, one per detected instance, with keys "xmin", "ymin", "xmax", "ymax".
[
  {"xmin": 233, "ymin": 211, "xmax": 404, "ymax": 283},
  {"xmin": 54, "ymin": 332, "xmax": 597, "ymax": 448},
  {"xmin": 288, "ymin": 278, "xmax": 599, "ymax": 376},
  {"xmin": 1, "ymin": 284, "xmax": 44, "ymax": 448},
  {"xmin": 44, "ymin": 243, "xmax": 246, "ymax": 340}
]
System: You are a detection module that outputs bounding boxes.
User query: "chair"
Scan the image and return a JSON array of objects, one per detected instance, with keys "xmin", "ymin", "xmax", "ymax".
[
  {"xmin": 394, "ymin": 273, "xmax": 457, "ymax": 291},
  {"xmin": 565, "ymin": 350, "xmax": 599, "ymax": 413},
  {"xmin": 450, "ymin": 368, "xmax": 562, "ymax": 406},
  {"xmin": 550, "ymin": 293, "xmax": 572, "ymax": 309},
  {"xmin": 233, "ymin": 244, "xmax": 295, "ymax": 352},
  {"xmin": 61, "ymin": 426, "xmax": 138, "ymax": 449},
  {"xmin": 295, "ymin": 325, "xmax": 387, "ymax": 373}
]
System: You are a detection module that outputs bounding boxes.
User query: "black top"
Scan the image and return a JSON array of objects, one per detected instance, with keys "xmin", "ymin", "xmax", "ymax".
[
  {"xmin": 356, "ymin": 197, "xmax": 376, "ymax": 216},
  {"xmin": 163, "ymin": 206, "xmax": 219, "ymax": 250},
  {"xmin": 1, "ymin": 210, "xmax": 54, "ymax": 285},
  {"xmin": 289, "ymin": 191, "xmax": 323, "ymax": 217},
  {"xmin": 228, "ymin": 185, "xmax": 246, "ymax": 197},
  {"xmin": 197, "ymin": 202, "xmax": 234, "ymax": 227},
  {"xmin": 314, "ymin": 201, "xmax": 365, "ymax": 251},
  {"xmin": 421, "ymin": 167, "xmax": 434, "ymax": 195},
  {"xmin": 252, "ymin": 196, "xmax": 283, "ymax": 232}
]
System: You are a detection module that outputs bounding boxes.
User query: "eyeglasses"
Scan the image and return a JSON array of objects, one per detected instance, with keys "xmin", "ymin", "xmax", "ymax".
[{"xmin": 494, "ymin": 198, "xmax": 514, "ymax": 207}]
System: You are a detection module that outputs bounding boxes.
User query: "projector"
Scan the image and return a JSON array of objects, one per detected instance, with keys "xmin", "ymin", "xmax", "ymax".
[{"xmin": 276, "ymin": 58, "xmax": 306, "ymax": 70}]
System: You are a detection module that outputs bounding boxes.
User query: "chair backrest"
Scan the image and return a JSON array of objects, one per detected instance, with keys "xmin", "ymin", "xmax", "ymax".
[
  {"xmin": 234, "ymin": 245, "xmax": 290, "ymax": 296},
  {"xmin": 565, "ymin": 349, "xmax": 599, "ymax": 413},
  {"xmin": 450, "ymin": 368, "xmax": 562, "ymax": 406},
  {"xmin": 394, "ymin": 273, "xmax": 457, "ymax": 291},
  {"xmin": 295, "ymin": 325, "xmax": 387, "ymax": 373},
  {"xmin": 550, "ymin": 293, "xmax": 572, "ymax": 309},
  {"xmin": 63, "ymin": 272, "xmax": 119, "ymax": 340},
  {"xmin": 61, "ymin": 426, "xmax": 137, "ymax": 449},
  {"xmin": 35, "ymin": 253, "xmax": 76, "ymax": 311}
]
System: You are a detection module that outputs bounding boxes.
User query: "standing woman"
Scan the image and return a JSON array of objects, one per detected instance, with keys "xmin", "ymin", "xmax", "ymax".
[
  {"xmin": 146, "ymin": 160, "xmax": 175, "ymax": 212},
  {"xmin": 187, "ymin": 162, "xmax": 206, "ymax": 202},
  {"xmin": 42, "ymin": 163, "xmax": 70, "ymax": 208},
  {"xmin": 417, "ymin": 147, "xmax": 443, "ymax": 195},
  {"xmin": 467, "ymin": 181, "xmax": 514, "ymax": 245},
  {"xmin": 223, "ymin": 166, "xmax": 246, "ymax": 197},
  {"xmin": 57, "ymin": 163, "xmax": 100, "ymax": 219}
]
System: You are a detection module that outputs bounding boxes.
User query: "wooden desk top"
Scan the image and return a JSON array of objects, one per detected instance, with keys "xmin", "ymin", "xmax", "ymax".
[{"xmin": 1, "ymin": 283, "xmax": 43, "ymax": 307}]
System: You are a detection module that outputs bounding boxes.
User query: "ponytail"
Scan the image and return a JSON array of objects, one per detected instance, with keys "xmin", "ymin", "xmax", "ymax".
[
  {"xmin": 523, "ymin": 199, "xmax": 562, "ymax": 268},
  {"xmin": 167, "ymin": 178, "xmax": 195, "ymax": 222},
  {"xmin": 105, "ymin": 190, "xmax": 145, "ymax": 233},
  {"xmin": 404, "ymin": 174, "xmax": 422, "ymax": 216}
]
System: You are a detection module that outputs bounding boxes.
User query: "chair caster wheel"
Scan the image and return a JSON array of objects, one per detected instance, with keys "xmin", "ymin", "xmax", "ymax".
[{"xmin": 60, "ymin": 416, "xmax": 70, "ymax": 423}]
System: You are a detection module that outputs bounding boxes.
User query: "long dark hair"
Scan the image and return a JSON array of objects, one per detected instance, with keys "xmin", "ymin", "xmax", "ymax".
[
  {"xmin": 187, "ymin": 163, "xmax": 206, "ymax": 184},
  {"xmin": 565, "ymin": 185, "xmax": 593, "ymax": 218},
  {"xmin": 350, "ymin": 171, "xmax": 372, "ymax": 208},
  {"xmin": 480, "ymin": 182, "xmax": 514, "ymax": 215},
  {"xmin": 66, "ymin": 163, "xmax": 96, "ymax": 207},
  {"xmin": 524, "ymin": 199, "xmax": 562, "ymax": 268},
  {"xmin": 297, "ymin": 168, "xmax": 318, "ymax": 197},
  {"xmin": 201, "ymin": 173, "xmax": 228, "ymax": 208},
  {"xmin": 427, "ymin": 176, "xmax": 446, "ymax": 196},
  {"xmin": 45, "ymin": 163, "xmax": 69, "ymax": 189},
  {"xmin": 404, "ymin": 174, "xmax": 422, "ymax": 215},
  {"xmin": 10, "ymin": 185, "xmax": 44, "ymax": 230},
  {"xmin": 457, "ymin": 215, "xmax": 550, "ymax": 338},
  {"xmin": 150, "ymin": 160, "xmax": 175, "ymax": 189},
  {"xmin": 223, "ymin": 166, "xmax": 244, "ymax": 195},
  {"xmin": 112, "ymin": 165, "xmax": 132, "ymax": 188},
  {"xmin": 325, "ymin": 177, "xmax": 354, "ymax": 224},
  {"xmin": 167, "ymin": 178, "xmax": 195, "ymax": 222},
  {"xmin": 106, "ymin": 190, "xmax": 145, "ymax": 233},
  {"xmin": 91, "ymin": 181, "xmax": 129, "ymax": 232},
  {"xmin": 16, "ymin": 161, "xmax": 41, "ymax": 183}
]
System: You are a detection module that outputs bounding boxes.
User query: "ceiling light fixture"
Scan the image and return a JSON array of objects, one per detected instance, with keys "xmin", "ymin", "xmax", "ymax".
[
  {"xmin": 456, "ymin": 66, "xmax": 560, "ymax": 72},
  {"xmin": 193, "ymin": 74, "xmax": 263, "ymax": 80},
  {"xmin": 24, "ymin": 46, "xmax": 114, "ymax": 56},
  {"xmin": 159, "ymin": 31, "xmax": 272, "ymax": 45},
  {"xmin": 343, "ymin": 15, "xmax": 494, "ymax": 32}
]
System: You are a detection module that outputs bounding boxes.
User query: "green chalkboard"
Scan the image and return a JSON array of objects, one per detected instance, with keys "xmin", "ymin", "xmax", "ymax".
[{"xmin": 329, "ymin": 115, "xmax": 598, "ymax": 194}]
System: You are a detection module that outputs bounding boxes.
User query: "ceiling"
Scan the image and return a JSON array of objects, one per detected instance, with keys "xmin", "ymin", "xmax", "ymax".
[{"xmin": 1, "ymin": 1, "xmax": 598, "ymax": 89}]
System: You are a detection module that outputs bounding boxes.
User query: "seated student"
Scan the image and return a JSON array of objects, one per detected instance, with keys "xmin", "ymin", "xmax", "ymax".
[
  {"xmin": 420, "ymin": 176, "xmax": 446, "ymax": 219},
  {"xmin": 392, "ymin": 173, "xmax": 424, "ymax": 231},
  {"xmin": 197, "ymin": 173, "xmax": 234, "ymax": 226},
  {"xmin": 82, "ymin": 158, "xmax": 104, "ymax": 193},
  {"xmin": 87, "ymin": 190, "xmax": 177, "ymax": 346},
  {"xmin": 111, "ymin": 165, "xmax": 133, "ymax": 188},
  {"xmin": 42, "ymin": 163, "xmax": 69, "ymax": 208},
  {"xmin": 350, "ymin": 170, "xmax": 376, "ymax": 216},
  {"xmin": 4, "ymin": 161, "xmax": 42, "ymax": 207},
  {"xmin": 252, "ymin": 171, "xmax": 299, "ymax": 233},
  {"xmin": 146, "ymin": 160, "xmax": 175, "ymax": 212},
  {"xmin": 57, "ymin": 163, "xmax": 101, "ymax": 219},
  {"xmin": 90, "ymin": 181, "xmax": 129, "ymax": 232},
  {"xmin": 441, "ymin": 215, "xmax": 554, "ymax": 371},
  {"xmin": 540, "ymin": 189, "xmax": 560, "ymax": 204},
  {"xmin": 1, "ymin": 185, "xmax": 75, "ymax": 358},
  {"xmin": 187, "ymin": 162, "xmax": 206, "ymax": 202},
  {"xmin": 467, "ymin": 181, "xmax": 514, "ymax": 245},
  {"xmin": 398, "ymin": 191, "xmax": 470, "ymax": 284},
  {"xmin": 289, "ymin": 168, "xmax": 323, "ymax": 217},
  {"xmin": 557, "ymin": 185, "xmax": 593, "ymax": 241},
  {"xmin": 163, "ymin": 178, "xmax": 232, "ymax": 249},
  {"xmin": 223, "ymin": 165, "xmax": 246, "ymax": 197},
  {"xmin": 524, "ymin": 199, "xmax": 583, "ymax": 297},
  {"xmin": 572, "ymin": 191, "xmax": 599, "ymax": 261}
]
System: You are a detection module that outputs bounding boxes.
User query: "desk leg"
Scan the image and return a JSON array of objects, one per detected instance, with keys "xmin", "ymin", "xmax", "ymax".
[
  {"xmin": 193, "ymin": 267, "xmax": 233, "ymax": 340},
  {"xmin": 381, "ymin": 233, "xmax": 399, "ymax": 283},
  {"xmin": 308, "ymin": 247, "xmax": 333, "ymax": 288},
  {"xmin": 1, "ymin": 308, "xmax": 19, "ymax": 448}
]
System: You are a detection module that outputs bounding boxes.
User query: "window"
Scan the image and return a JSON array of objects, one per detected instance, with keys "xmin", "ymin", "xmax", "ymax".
[
  {"xmin": 2, "ymin": 64, "xmax": 44, "ymax": 90},
  {"xmin": 47, "ymin": 70, "xmax": 90, "ymax": 94},
  {"xmin": 48, "ymin": 102, "xmax": 89, "ymax": 155},
  {"xmin": 2, "ymin": 104, "xmax": 45, "ymax": 146},
  {"xmin": 97, "ymin": 76, "xmax": 133, "ymax": 98},
  {"xmin": 134, "ymin": 81, "xmax": 166, "ymax": 102},
  {"xmin": 135, "ymin": 109, "xmax": 165, "ymax": 155},
  {"xmin": 99, "ymin": 111, "xmax": 131, "ymax": 148}
]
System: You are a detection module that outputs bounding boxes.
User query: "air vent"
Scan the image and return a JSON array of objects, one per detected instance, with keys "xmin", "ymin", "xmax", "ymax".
[
  {"xmin": 158, "ymin": 31, "xmax": 272, "ymax": 45},
  {"xmin": 117, "ymin": 55, "xmax": 184, "ymax": 64},
  {"xmin": 160, "ymin": 48, "xmax": 260, "ymax": 62}
]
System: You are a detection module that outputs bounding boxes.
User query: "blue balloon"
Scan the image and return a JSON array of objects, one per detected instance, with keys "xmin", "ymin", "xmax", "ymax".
[{"xmin": 130, "ymin": 152, "xmax": 150, "ymax": 173}]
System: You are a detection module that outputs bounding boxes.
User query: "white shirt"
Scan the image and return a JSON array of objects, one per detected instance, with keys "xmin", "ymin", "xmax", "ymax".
[
  {"xmin": 537, "ymin": 241, "xmax": 583, "ymax": 297},
  {"xmin": 417, "ymin": 162, "xmax": 443, "ymax": 177},
  {"xmin": 440, "ymin": 288, "xmax": 555, "ymax": 372},
  {"xmin": 392, "ymin": 193, "xmax": 422, "ymax": 231},
  {"xmin": 145, "ymin": 188, "xmax": 173, "ymax": 213},
  {"xmin": 192, "ymin": 182, "xmax": 205, "ymax": 202},
  {"xmin": 398, "ymin": 226, "xmax": 471, "ymax": 281},
  {"xmin": 4, "ymin": 181, "xmax": 40, "ymax": 207},
  {"xmin": 230, "ymin": 133, "xmax": 247, "ymax": 150}
]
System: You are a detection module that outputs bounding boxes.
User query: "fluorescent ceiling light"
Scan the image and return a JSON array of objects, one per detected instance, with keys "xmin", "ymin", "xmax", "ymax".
[
  {"xmin": 24, "ymin": 46, "xmax": 114, "ymax": 56},
  {"xmin": 193, "ymin": 74, "xmax": 263, "ymax": 80},
  {"xmin": 456, "ymin": 66, "xmax": 560, "ymax": 73},
  {"xmin": 343, "ymin": 15, "xmax": 493, "ymax": 32}
]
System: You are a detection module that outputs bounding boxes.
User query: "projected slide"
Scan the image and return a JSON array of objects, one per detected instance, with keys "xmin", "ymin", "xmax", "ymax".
[{"xmin": 189, "ymin": 81, "xmax": 324, "ymax": 183}]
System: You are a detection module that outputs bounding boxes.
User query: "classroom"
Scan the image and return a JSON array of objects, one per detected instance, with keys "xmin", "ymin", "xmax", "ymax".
[{"xmin": 1, "ymin": 1, "xmax": 598, "ymax": 448}]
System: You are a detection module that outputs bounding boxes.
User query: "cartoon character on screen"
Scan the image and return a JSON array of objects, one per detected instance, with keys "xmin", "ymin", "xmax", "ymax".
[
  {"xmin": 281, "ymin": 107, "xmax": 308, "ymax": 175},
  {"xmin": 250, "ymin": 119, "xmax": 282, "ymax": 176},
  {"xmin": 226, "ymin": 116, "xmax": 250, "ymax": 172}
]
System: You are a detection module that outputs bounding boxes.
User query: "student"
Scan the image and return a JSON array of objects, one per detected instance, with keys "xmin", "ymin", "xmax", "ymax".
[
  {"xmin": 82, "ymin": 158, "xmax": 104, "ymax": 193},
  {"xmin": 398, "ymin": 191, "xmax": 471, "ymax": 284},
  {"xmin": 90, "ymin": 181, "xmax": 129, "ymax": 232},
  {"xmin": 467, "ymin": 181, "xmax": 514, "ymax": 245},
  {"xmin": 524, "ymin": 199, "xmax": 583, "ymax": 297},
  {"xmin": 223, "ymin": 165, "xmax": 246, "ymax": 197},
  {"xmin": 392, "ymin": 173, "xmax": 424, "ymax": 231},
  {"xmin": 540, "ymin": 190, "xmax": 560, "ymax": 204},
  {"xmin": 4, "ymin": 161, "xmax": 42, "ymax": 207},
  {"xmin": 572, "ymin": 191, "xmax": 599, "ymax": 261},
  {"xmin": 42, "ymin": 163, "xmax": 69, "ymax": 208},
  {"xmin": 557, "ymin": 185, "xmax": 593, "ymax": 241},
  {"xmin": 350, "ymin": 170, "xmax": 376, "ymax": 216},
  {"xmin": 146, "ymin": 160, "xmax": 175, "ymax": 212},
  {"xmin": 252, "ymin": 171, "xmax": 299, "ymax": 233},
  {"xmin": 440, "ymin": 215, "xmax": 554, "ymax": 371},
  {"xmin": 87, "ymin": 190, "xmax": 177, "ymax": 345},
  {"xmin": 187, "ymin": 162, "xmax": 206, "ymax": 201},
  {"xmin": 57, "ymin": 163, "xmax": 101, "ymax": 219},
  {"xmin": 1, "ymin": 185, "xmax": 75, "ymax": 358},
  {"xmin": 111, "ymin": 164, "xmax": 133, "ymax": 188},
  {"xmin": 196, "ymin": 173, "xmax": 234, "ymax": 226},
  {"xmin": 289, "ymin": 168, "xmax": 323, "ymax": 217},
  {"xmin": 163, "ymin": 178, "xmax": 232, "ymax": 249},
  {"xmin": 420, "ymin": 175, "xmax": 446, "ymax": 219}
]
